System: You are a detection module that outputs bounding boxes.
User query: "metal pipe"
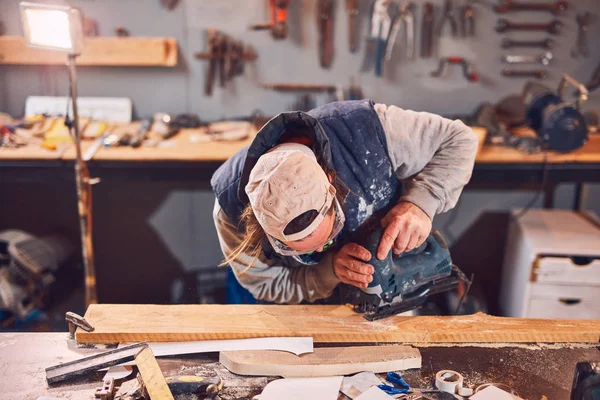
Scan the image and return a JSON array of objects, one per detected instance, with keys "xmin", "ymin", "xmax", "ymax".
[{"xmin": 68, "ymin": 54, "xmax": 97, "ymax": 306}]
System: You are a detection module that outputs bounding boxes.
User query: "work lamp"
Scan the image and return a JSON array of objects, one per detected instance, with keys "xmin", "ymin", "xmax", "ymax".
[
  {"xmin": 20, "ymin": 2, "xmax": 84, "ymax": 54},
  {"xmin": 20, "ymin": 2, "xmax": 97, "ymax": 306}
]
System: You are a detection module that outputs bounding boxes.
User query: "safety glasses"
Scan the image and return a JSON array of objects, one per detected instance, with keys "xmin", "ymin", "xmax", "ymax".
[{"xmin": 267, "ymin": 192, "xmax": 345, "ymax": 257}]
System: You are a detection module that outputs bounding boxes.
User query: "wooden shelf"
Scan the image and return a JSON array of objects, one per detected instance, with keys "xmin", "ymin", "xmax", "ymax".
[{"xmin": 0, "ymin": 36, "xmax": 177, "ymax": 67}]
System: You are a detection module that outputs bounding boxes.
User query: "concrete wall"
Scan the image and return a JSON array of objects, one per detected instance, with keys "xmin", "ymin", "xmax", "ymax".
[{"xmin": 1, "ymin": 0, "xmax": 599, "ymax": 303}]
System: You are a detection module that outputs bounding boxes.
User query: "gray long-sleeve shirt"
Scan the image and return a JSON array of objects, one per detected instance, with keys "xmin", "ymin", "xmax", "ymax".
[{"xmin": 213, "ymin": 104, "xmax": 479, "ymax": 304}]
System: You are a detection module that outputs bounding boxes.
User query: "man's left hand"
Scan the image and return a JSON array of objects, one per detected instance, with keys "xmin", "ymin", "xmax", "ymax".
[{"xmin": 377, "ymin": 201, "xmax": 432, "ymax": 260}]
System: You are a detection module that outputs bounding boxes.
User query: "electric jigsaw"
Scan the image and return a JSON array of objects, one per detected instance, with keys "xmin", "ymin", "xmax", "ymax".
[{"xmin": 348, "ymin": 229, "xmax": 470, "ymax": 321}]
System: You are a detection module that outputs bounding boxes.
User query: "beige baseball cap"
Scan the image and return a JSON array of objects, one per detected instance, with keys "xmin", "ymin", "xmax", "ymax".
[{"xmin": 245, "ymin": 143, "xmax": 334, "ymax": 243}]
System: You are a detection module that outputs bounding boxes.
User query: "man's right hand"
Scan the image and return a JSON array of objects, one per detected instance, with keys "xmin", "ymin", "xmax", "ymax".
[{"xmin": 333, "ymin": 243, "xmax": 374, "ymax": 289}]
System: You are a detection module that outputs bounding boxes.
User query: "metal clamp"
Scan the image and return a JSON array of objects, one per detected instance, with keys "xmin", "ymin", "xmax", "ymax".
[{"xmin": 66, "ymin": 311, "xmax": 95, "ymax": 340}]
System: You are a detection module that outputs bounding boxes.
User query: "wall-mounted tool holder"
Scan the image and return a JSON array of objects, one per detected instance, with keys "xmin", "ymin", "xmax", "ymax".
[{"xmin": 194, "ymin": 29, "xmax": 258, "ymax": 96}]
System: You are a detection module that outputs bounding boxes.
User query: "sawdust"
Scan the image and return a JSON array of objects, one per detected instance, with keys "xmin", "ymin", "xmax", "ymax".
[{"xmin": 411, "ymin": 342, "xmax": 599, "ymax": 349}]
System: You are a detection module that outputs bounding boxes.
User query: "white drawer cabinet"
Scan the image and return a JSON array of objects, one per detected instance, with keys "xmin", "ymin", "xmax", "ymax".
[
  {"xmin": 528, "ymin": 284, "xmax": 600, "ymax": 319},
  {"xmin": 500, "ymin": 209, "xmax": 600, "ymax": 319}
]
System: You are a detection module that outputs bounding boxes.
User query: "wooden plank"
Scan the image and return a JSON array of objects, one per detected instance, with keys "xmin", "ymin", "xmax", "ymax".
[
  {"xmin": 76, "ymin": 305, "xmax": 600, "ymax": 344},
  {"xmin": 0, "ymin": 36, "xmax": 177, "ymax": 66},
  {"xmin": 135, "ymin": 347, "xmax": 174, "ymax": 400},
  {"xmin": 220, "ymin": 345, "xmax": 421, "ymax": 377}
]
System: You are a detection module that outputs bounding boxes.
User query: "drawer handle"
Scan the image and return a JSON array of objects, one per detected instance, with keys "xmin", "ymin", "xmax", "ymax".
[
  {"xmin": 570, "ymin": 256, "xmax": 596, "ymax": 266},
  {"xmin": 559, "ymin": 298, "xmax": 582, "ymax": 306}
]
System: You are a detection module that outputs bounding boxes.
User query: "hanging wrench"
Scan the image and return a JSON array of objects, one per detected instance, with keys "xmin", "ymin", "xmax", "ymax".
[
  {"xmin": 571, "ymin": 12, "xmax": 590, "ymax": 58},
  {"xmin": 496, "ymin": 18, "xmax": 562, "ymax": 34},
  {"xmin": 421, "ymin": 3, "xmax": 434, "ymax": 58},
  {"xmin": 502, "ymin": 67, "xmax": 548, "ymax": 79},
  {"xmin": 346, "ymin": 0, "xmax": 359, "ymax": 53},
  {"xmin": 502, "ymin": 52, "xmax": 553, "ymax": 65},
  {"xmin": 402, "ymin": 3, "xmax": 415, "ymax": 59},
  {"xmin": 501, "ymin": 38, "xmax": 554, "ymax": 49},
  {"xmin": 494, "ymin": 0, "xmax": 568, "ymax": 16},
  {"xmin": 437, "ymin": 0, "xmax": 458, "ymax": 36}
]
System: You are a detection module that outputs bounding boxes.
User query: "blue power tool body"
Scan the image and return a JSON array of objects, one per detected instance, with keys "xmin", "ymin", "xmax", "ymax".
[{"xmin": 350, "ymin": 229, "xmax": 470, "ymax": 321}]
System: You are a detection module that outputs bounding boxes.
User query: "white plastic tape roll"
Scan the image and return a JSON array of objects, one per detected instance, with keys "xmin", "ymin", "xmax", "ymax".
[{"xmin": 435, "ymin": 370, "xmax": 464, "ymax": 394}]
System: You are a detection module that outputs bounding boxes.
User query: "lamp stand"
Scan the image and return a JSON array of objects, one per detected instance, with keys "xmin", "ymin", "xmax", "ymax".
[{"xmin": 67, "ymin": 54, "xmax": 97, "ymax": 306}]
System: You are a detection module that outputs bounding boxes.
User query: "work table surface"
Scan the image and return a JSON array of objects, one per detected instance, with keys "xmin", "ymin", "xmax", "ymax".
[
  {"xmin": 1, "ymin": 332, "xmax": 598, "ymax": 400},
  {"xmin": 1, "ymin": 126, "xmax": 600, "ymax": 164}
]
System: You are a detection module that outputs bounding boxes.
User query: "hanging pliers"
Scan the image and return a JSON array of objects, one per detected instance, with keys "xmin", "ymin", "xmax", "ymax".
[
  {"xmin": 437, "ymin": 0, "xmax": 458, "ymax": 36},
  {"xmin": 370, "ymin": 0, "xmax": 392, "ymax": 76}
]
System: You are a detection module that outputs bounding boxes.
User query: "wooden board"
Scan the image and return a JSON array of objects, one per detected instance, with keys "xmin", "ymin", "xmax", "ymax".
[
  {"xmin": 0, "ymin": 36, "xmax": 177, "ymax": 66},
  {"xmin": 219, "ymin": 345, "xmax": 421, "ymax": 377},
  {"xmin": 135, "ymin": 347, "xmax": 174, "ymax": 400},
  {"xmin": 76, "ymin": 305, "xmax": 600, "ymax": 344}
]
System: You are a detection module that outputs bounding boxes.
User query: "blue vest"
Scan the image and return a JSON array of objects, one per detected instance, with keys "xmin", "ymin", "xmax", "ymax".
[{"xmin": 211, "ymin": 100, "xmax": 401, "ymax": 263}]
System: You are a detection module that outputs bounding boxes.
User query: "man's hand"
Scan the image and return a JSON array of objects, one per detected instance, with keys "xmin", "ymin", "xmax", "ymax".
[
  {"xmin": 377, "ymin": 201, "xmax": 432, "ymax": 260},
  {"xmin": 333, "ymin": 243, "xmax": 374, "ymax": 289}
]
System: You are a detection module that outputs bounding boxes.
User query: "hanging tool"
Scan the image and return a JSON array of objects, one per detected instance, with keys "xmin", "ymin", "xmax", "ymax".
[
  {"xmin": 386, "ymin": 2, "xmax": 416, "ymax": 60},
  {"xmin": 523, "ymin": 74, "xmax": 589, "ymax": 152},
  {"xmin": 461, "ymin": 5, "xmax": 474, "ymax": 37},
  {"xmin": 502, "ymin": 67, "xmax": 548, "ymax": 80},
  {"xmin": 250, "ymin": 0, "xmax": 290, "ymax": 39},
  {"xmin": 317, "ymin": 0, "xmax": 335, "ymax": 68},
  {"xmin": 347, "ymin": 229, "xmax": 471, "ymax": 321},
  {"xmin": 571, "ymin": 12, "xmax": 590, "ymax": 58},
  {"xmin": 370, "ymin": 0, "xmax": 391, "ymax": 76},
  {"xmin": 494, "ymin": 0, "xmax": 568, "ymax": 15},
  {"xmin": 346, "ymin": 0, "xmax": 359, "ymax": 53},
  {"xmin": 502, "ymin": 52, "xmax": 553, "ymax": 65},
  {"xmin": 203, "ymin": 29, "xmax": 223, "ymax": 96},
  {"xmin": 195, "ymin": 29, "xmax": 258, "ymax": 96},
  {"xmin": 384, "ymin": 1, "xmax": 401, "ymax": 60},
  {"xmin": 496, "ymin": 19, "xmax": 562, "ymax": 34},
  {"xmin": 585, "ymin": 62, "xmax": 600, "ymax": 93},
  {"xmin": 262, "ymin": 82, "xmax": 339, "ymax": 92},
  {"xmin": 421, "ymin": 3, "xmax": 434, "ymax": 58},
  {"xmin": 437, "ymin": 0, "xmax": 458, "ymax": 36},
  {"xmin": 502, "ymin": 38, "xmax": 554, "ymax": 49},
  {"xmin": 431, "ymin": 57, "xmax": 478, "ymax": 82}
]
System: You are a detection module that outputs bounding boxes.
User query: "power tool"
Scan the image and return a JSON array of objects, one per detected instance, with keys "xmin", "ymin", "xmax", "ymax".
[
  {"xmin": 523, "ymin": 74, "xmax": 589, "ymax": 153},
  {"xmin": 348, "ymin": 229, "xmax": 470, "ymax": 321},
  {"xmin": 571, "ymin": 361, "xmax": 600, "ymax": 400}
]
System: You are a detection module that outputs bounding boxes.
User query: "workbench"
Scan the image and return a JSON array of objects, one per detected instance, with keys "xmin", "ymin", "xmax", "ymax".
[
  {"xmin": 1, "ymin": 332, "xmax": 598, "ymax": 400},
  {"xmin": 2, "ymin": 127, "xmax": 600, "ymax": 209}
]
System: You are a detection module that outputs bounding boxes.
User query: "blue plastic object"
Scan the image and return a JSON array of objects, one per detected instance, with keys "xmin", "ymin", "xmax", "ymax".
[{"xmin": 378, "ymin": 372, "xmax": 411, "ymax": 395}]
